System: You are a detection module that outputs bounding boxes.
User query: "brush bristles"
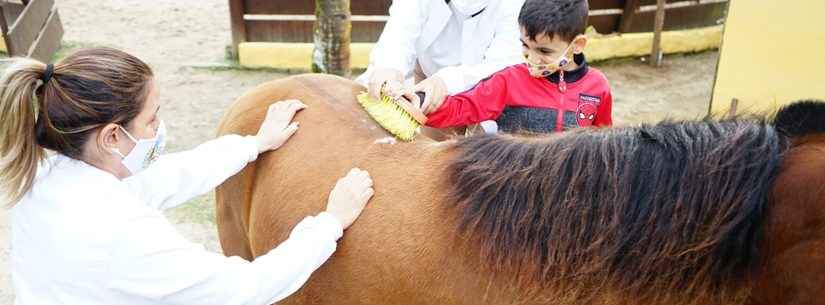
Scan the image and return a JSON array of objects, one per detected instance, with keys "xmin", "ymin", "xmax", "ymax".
[{"xmin": 357, "ymin": 92, "xmax": 421, "ymax": 141}]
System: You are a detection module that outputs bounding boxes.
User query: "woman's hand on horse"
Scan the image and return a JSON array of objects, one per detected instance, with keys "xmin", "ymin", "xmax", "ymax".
[
  {"xmin": 368, "ymin": 68, "xmax": 405, "ymax": 100},
  {"xmin": 326, "ymin": 168, "xmax": 375, "ymax": 230},
  {"xmin": 255, "ymin": 99, "xmax": 307, "ymax": 154}
]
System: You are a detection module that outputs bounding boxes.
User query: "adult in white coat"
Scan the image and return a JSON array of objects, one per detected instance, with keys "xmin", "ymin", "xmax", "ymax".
[
  {"xmin": 357, "ymin": 0, "xmax": 525, "ymax": 113},
  {"xmin": 0, "ymin": 48, "xmax": 374, "ymax": 305}
]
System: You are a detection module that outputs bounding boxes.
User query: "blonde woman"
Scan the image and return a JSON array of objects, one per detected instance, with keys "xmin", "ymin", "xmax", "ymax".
[{"xmin": 0, "ymin": 48, "xmax": 374, "ymax": 305}]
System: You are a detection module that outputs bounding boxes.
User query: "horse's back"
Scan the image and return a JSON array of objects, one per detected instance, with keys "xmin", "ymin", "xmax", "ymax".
[
  {"xmin": 216, "ymin": 74, "xmax": 384, "ymax": 141},
  {"xmin": 215, "ymin": 74, "xmax": 496, "ymax": 304},
  {"xmin": 216, "ymin": 74, "xmax": 386, "ymax": 254}
]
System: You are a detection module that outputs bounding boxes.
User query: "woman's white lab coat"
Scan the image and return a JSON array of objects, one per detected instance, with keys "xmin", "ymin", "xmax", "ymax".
[
  {"xmin": 10, "ymin": 135, "xmax": 342, "ymax": 305},
  {"xmin": 356, "ymin": 0, "xmax": 525, "ymax": 94}
]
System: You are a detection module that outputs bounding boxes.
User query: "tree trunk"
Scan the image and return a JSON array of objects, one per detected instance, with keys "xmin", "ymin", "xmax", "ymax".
[{"xmin": 312, "ymin": 0, "xmax": 351, "ymax": 76}]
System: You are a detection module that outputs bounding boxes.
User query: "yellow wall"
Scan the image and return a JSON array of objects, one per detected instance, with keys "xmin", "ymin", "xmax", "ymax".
[
  {"xmin": 710, "ymin": 0, "xmax": 825, "ymax": 114},
  {"xmin": 240, "ymin": 42, "xmax": 373, "ymax": 70}
]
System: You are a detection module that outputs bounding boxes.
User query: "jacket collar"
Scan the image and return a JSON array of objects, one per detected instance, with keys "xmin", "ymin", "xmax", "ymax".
[{"xmin": 546, "ymin": 53, "xmax": 589, "ymax": 84}]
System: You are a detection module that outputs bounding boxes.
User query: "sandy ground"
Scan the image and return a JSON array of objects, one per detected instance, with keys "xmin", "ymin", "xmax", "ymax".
[{"xmin": 0, "ymin": 0, "xmax": 719, "ymax": 303}]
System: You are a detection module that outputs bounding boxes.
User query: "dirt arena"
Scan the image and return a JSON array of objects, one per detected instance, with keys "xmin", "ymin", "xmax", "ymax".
[{"xmin": 0, "ymin": 0, "xmax": 719, "ymax": 303}]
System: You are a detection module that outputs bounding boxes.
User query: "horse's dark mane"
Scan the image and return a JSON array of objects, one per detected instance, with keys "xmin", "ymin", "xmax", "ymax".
[{"xmin": 445, "ymin": 118, "xmax": 789, "ymax": 305}]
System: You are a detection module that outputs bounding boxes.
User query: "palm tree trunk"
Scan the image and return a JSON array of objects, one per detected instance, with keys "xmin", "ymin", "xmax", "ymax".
[{"xmin": 312, "ymin": 0, "xmax": 351, "ymax": 76}]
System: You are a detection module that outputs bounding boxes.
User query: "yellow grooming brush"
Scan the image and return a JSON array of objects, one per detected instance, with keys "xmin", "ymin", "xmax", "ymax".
[{"xmin": 357, "ymin": 89, "xmax": 427, "ymax": 142}]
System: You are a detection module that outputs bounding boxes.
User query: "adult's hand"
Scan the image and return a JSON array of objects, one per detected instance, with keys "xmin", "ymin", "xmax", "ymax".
[
  {"xmin": 254, "ymin": 99, "xmax": 307, "ymax": 154},
  {"xmin": 368, "ymin": 68, "xmax": 405, "ymax": 100},
  {"xmin": 326, "ymin": 168, "xmax": 375, "ymax": 229}
]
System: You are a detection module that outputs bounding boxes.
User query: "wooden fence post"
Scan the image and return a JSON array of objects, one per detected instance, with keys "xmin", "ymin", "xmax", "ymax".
[
  {"xmin": 728, "ymin": 98, "xmax": 739, "ymax": 117},
  {"xmin": 618, "ymin": 0, "xmax": 640, "ymax": 33},
  {"xmin": 228, "ymin": 0, "xmax": 246, "ymax": 59},
  {"xmin": 0, "ymin": 2, "xmax": 12, "ymax": 55},
  {"xmin": 650, "ymin": 0, "xmax": 666, "ymax": 67}
]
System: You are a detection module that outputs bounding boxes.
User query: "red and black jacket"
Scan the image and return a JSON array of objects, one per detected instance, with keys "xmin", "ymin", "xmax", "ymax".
[{"xmin": 427, "ymin": 53, "xmax": 613, "ymax": 133}]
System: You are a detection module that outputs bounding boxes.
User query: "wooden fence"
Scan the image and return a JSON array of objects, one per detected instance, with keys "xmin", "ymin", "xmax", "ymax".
[
  {"xmin": 0, "ymin": 0, "xmax": 63, "ymax": 62},
  {"xmin": 229, "ymin": 0, "xmax": 728, "ymax": 55}
]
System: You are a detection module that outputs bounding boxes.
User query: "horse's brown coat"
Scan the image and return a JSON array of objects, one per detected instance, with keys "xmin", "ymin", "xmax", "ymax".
[{"xmin": 216, "ymin": 74, "xmax": 825, "ymax": 305}]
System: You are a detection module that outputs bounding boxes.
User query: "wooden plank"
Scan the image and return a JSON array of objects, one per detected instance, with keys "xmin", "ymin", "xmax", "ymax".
[
  {"xmin": 6, "ymin": 0, "xmax": 53, "ymax": 57},
  {"xmin": 638, "ymin": 0, "xmax": 727, "ymax": 13},
  {"xmin": 1, "ymin": 2, "xmax": 25, "ymax": 28},
  {"xmin": 626, "ymin": 2, "xmax": 726, "ymax": 32},
  {"xmin": 588, "ymin": 15, "xmax": 619, "ymax": 34},
  {"xmin": 257, "ymin": 12, "xmax": 625, "ymax": 21},
  {"xmin": 350, "ymin": 0, "xmax": 390, "ymax": 14},
  {"xmin": 27, "ymin": 7, "xmax": 61, "ymax": 62},
  {"xmin": 588, "ymin": 8, "xmax": 623, "ymax": 17},
  {"xmin": 240, "ymin": 0, "xmax": 686, "ymax": 16},
  {"xmin": 247, "ymin": 20, "xmax": 385, "ymax": 43},
  {"xmin": 618, "ymin": 0, "xmax": 641, "ymax": 33},
  {"xmin": 728, "ymin": 98, "xmax": 739, "ymax": 117},
  {"xmin": 228, "ymin": 0, "xmax": 246, "ymax": 58},
  {"xmin": 590, "ymin": 0, "xmax": 624, "ymax": 10},
  {"xmin": 1, "ymin": 1, "xmax": 38, "ymax": 55},
  {"xmin": 244, "ymin": 14, "xmax": 622, "ymax": 42},
  {"xmin": 244, "ymin": 0, "xmax": 390, "ymax": 15},
  {"xmin": 638, "ymin": 0, "xmax": 688, "ymax": 5},
  {"xmin": 245, "ymin": 14, "xmax": 389, "ymax": 22}
]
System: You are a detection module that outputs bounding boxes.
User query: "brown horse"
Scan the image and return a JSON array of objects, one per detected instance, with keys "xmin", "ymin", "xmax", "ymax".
[{"xmin": 215, "ymin": 74, "xmax": 825, "ymax": 305}]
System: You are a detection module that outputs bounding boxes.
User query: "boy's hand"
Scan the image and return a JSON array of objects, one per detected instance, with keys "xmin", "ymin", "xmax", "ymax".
[{"xmin": 414, "ymin": 76, "xmax": 448, "ymax": 114}]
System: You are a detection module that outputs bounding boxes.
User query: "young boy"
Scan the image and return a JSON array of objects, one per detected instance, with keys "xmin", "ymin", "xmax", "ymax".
[{"xmin": 414, "ymin": 0, "xmax": 612, "ymax": 134}]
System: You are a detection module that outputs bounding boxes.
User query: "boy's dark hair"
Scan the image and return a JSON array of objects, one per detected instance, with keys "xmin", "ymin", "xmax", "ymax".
[{"xmin": 518, "ymin": 0, "xmax": 589, "ymax": 42}]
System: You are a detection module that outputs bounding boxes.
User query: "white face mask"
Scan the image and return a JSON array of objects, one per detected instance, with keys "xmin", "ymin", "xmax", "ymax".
[
  {"xmin": 450, "ymin": 0, "xmax": 487, "ymax": 16},
  {"xmin": 111, "ymin": 120, "xmax": 167, "ymax": 175}
]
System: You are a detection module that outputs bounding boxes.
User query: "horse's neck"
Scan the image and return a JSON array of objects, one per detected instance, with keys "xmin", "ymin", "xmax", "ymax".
[{"xmin": 792, "ymin": 134, "xmax": 825, "ymax": 148}]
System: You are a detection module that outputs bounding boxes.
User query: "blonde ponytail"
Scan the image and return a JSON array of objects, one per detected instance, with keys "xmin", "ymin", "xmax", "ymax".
[{"xmin": 0, "ymin": 59, "xmax": 48, "ymax": 207}]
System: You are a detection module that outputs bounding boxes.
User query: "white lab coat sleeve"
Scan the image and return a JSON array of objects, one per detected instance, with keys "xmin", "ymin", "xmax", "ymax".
[
  {"xmin": 433, "ymin": 0, "xmax": 525, "ymax": 94},
  {"xmin": 123, "ymin": 134, "xmax": 259, "ymax": 211},
  {"xmin": 364, "ymin": 0, "xmax": 426, "ymax": 79},
  {"xmin": 107, "ymin": 205, "xmax": 344, "ymax": 305}
]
